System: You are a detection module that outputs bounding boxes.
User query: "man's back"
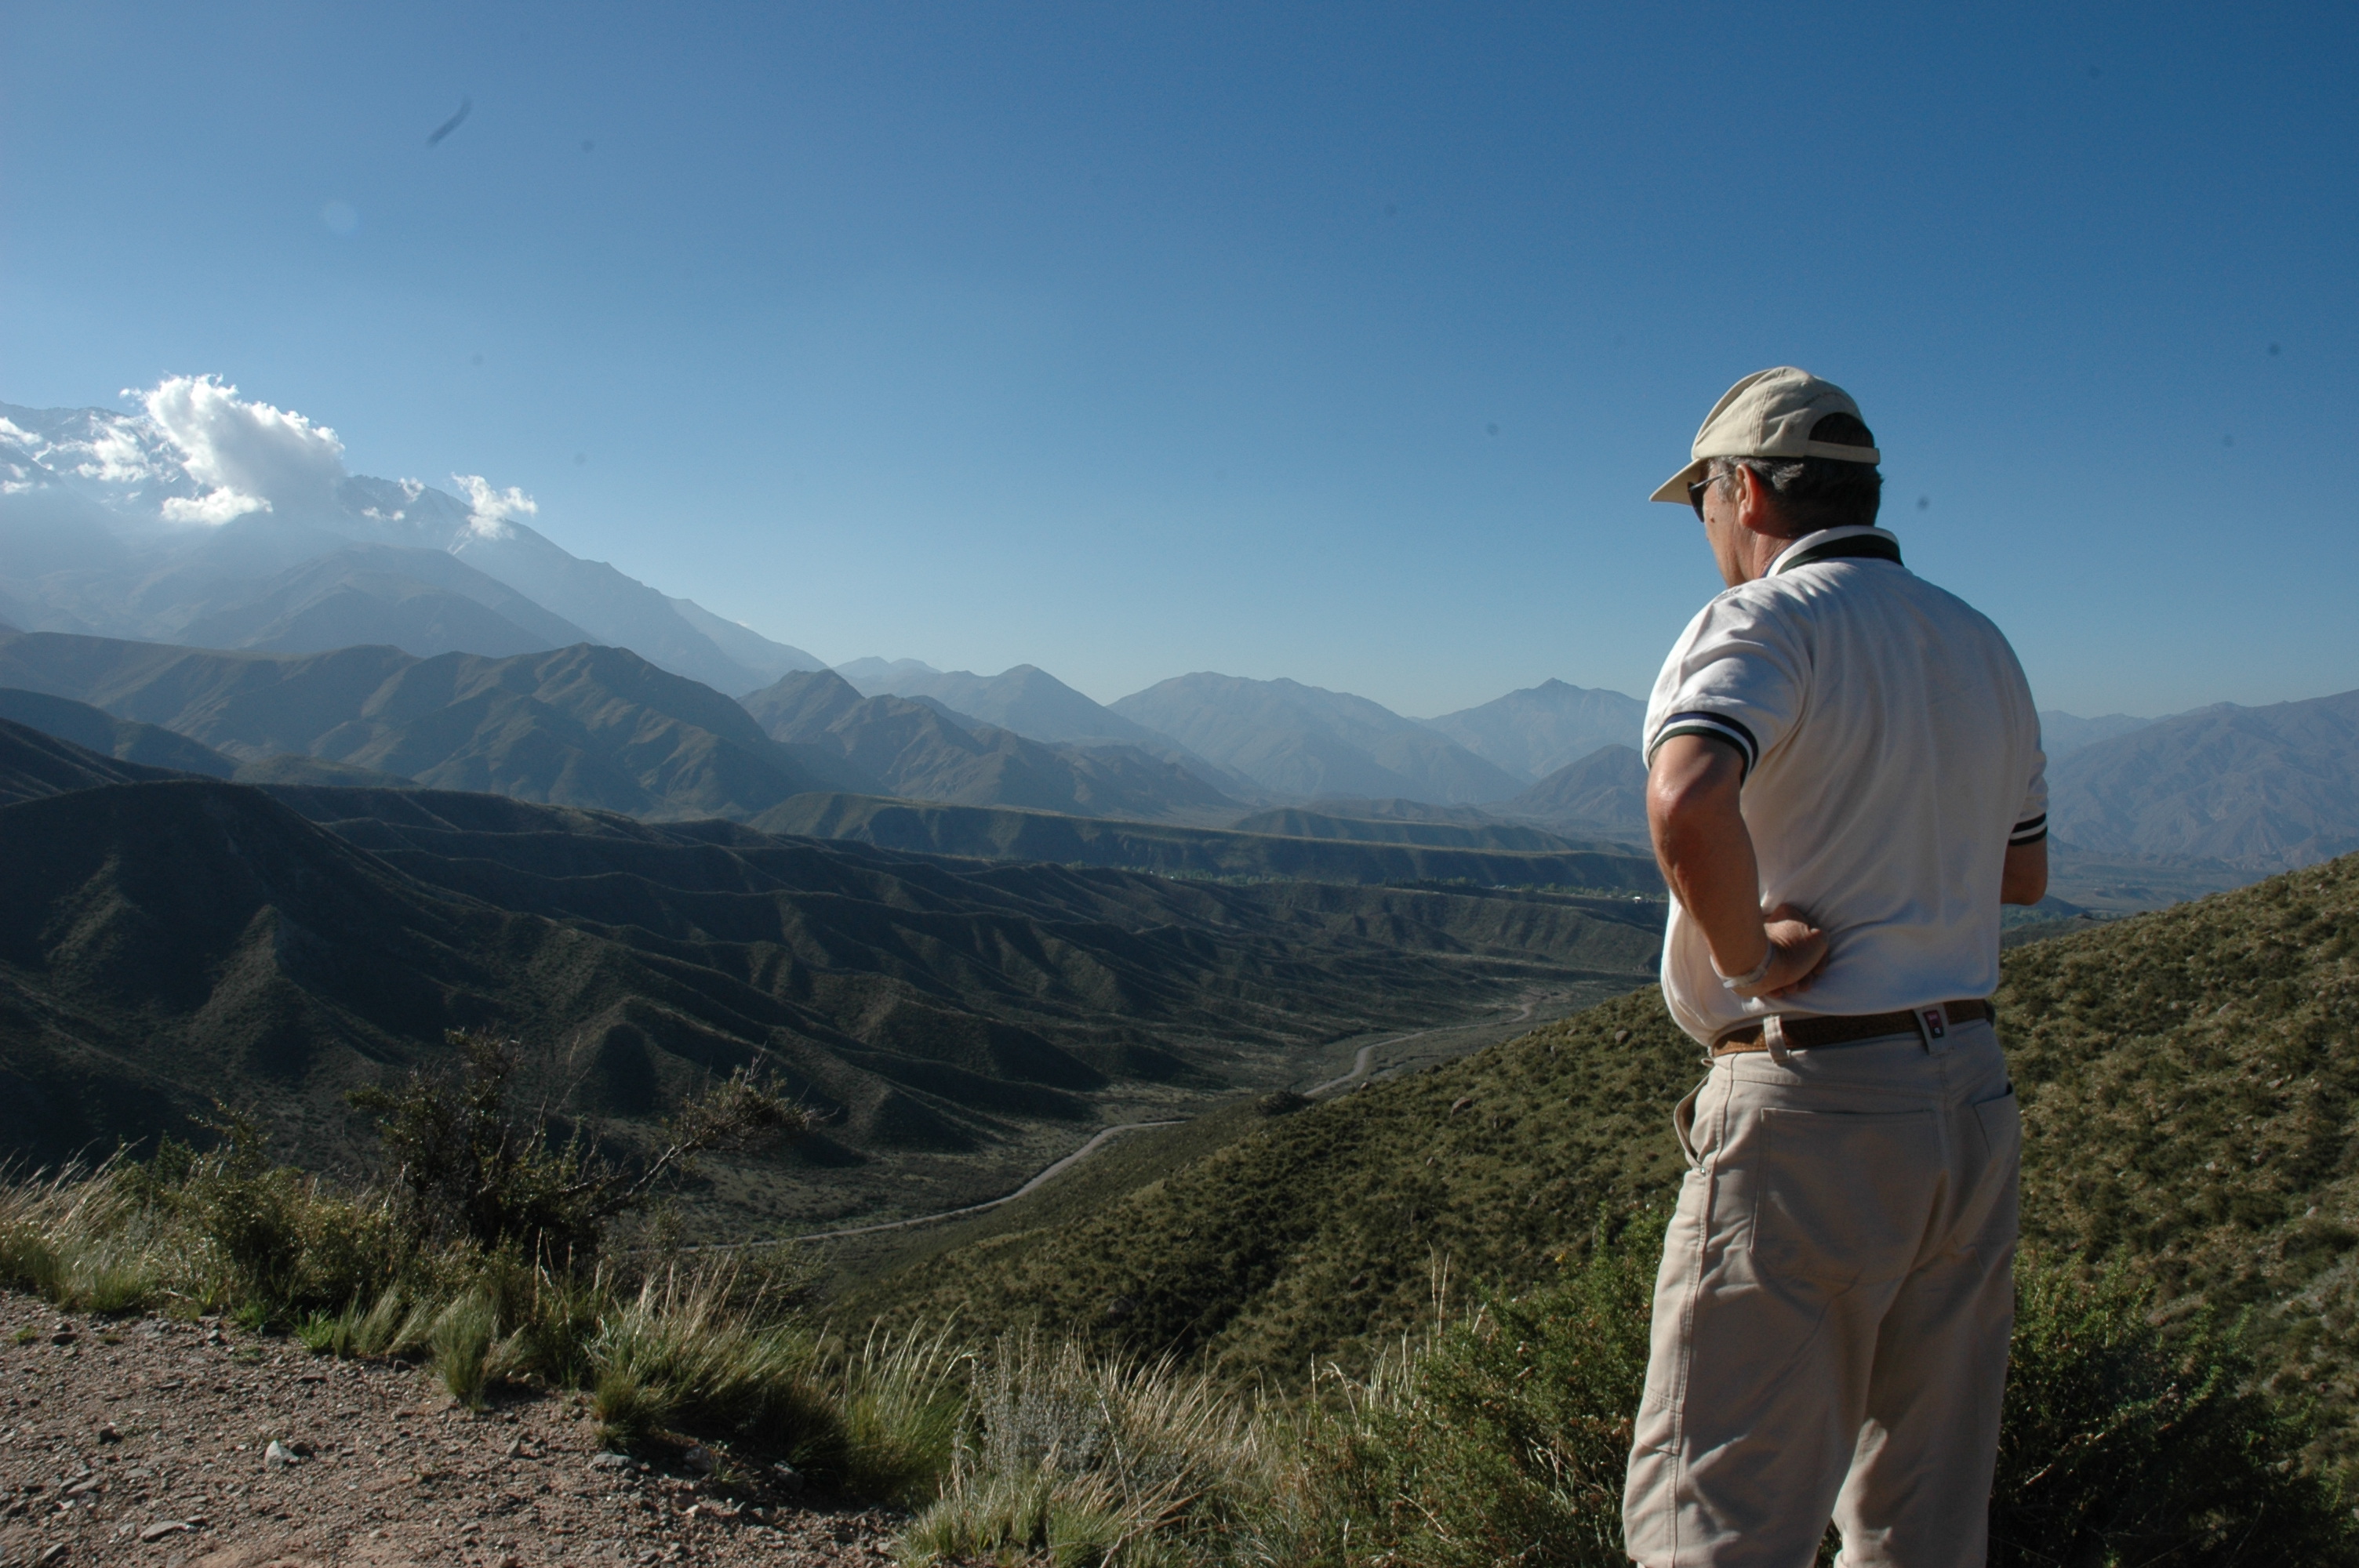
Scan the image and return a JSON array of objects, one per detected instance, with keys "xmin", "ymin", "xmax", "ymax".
[
  {"xmin": 1625, "ymin": 369, "xmax": 2042, "ymax": 1568},
  {"xmin": 1645, "ymin": 526, "xmax": 2045, "ymax": 1045}
]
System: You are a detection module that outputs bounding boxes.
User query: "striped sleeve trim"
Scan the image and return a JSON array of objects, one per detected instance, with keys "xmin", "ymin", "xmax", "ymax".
[
  {"xmin": 1648, "ymin": 710, "xmax": 1760, "ymax": 779},
  {"xmin": 2009, "ymin": 813, "xmax": 2048, "ymax": 845}
]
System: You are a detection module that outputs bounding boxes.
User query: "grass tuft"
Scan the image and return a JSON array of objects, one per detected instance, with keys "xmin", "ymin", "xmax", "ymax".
[
  {"xmin": 903, "ymin": 1332, "xmax": 1270, "ymax": 1566},
  {"xmin": 431, "ymin": 1292, "xmax": 500, "ymax": 1410}
]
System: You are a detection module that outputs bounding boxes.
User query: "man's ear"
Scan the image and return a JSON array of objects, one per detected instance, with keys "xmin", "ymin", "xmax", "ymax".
[{"xmin": 1731, "ymin": 465, "xmax": 1794, "ymax": 540}]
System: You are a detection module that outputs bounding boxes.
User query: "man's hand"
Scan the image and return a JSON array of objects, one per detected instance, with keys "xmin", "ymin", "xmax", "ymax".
[
  {"xmin": 1648, "ymin": 734, "xmax": 1831, "ymax": 997},
  {"xmin": 1755, "ymin": 904, "xmax": 1830, "ymax": 998}
]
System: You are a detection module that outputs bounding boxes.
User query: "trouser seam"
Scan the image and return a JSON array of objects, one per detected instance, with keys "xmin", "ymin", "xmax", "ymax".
[{"xmin": 1661, "ymin": 1070, "xmax": 1725, "ymax": 1562}]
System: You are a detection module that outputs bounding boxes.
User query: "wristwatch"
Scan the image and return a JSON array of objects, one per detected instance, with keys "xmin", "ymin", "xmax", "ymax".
[{"xmin": 1715, "ymin": 946, "xmax": 1774, "ymax": 992}]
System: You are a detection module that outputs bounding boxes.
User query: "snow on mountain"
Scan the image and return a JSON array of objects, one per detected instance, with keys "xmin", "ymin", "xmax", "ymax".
[{"xmin": 0, "ymin": 379, "xmax": 823, "ymax": 694}]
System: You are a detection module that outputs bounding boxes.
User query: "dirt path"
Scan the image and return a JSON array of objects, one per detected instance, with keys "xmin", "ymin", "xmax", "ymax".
[
  {"xmin": 1299, "ymin": 1031, "xmax": 1435, "ymax": 1098},
  {"xmin": 0, "ymin": 1301, "xmax": 900, "ymax": 1568},
  {"xmin": 780, "ymin": 1122, "xmax": 1181, "ymax": 1244},
  {"xmin": 1296, "ymin": 989, "xmax": 1552, "ymax": 1099},
  {"xmin": 754, "ymin": 991, "xmax": 1571, "ymax": 1254}
]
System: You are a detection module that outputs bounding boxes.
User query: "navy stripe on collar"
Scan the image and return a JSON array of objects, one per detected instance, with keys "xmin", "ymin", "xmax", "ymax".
[{"xmin": 1772, "ymin": 532, "xmax": 1903, "ymax": 575}]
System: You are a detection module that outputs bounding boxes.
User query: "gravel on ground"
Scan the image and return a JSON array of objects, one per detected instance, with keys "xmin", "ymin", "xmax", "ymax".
[{"xmin": 0, "ymin": 1299, "xmax": 904, "ymax": 1568}]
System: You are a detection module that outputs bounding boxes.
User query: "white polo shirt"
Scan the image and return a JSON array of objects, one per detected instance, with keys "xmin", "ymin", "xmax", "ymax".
[{"xmin": 1644, "ymin": 525, "xmax": 2046, "ymax": 1045}]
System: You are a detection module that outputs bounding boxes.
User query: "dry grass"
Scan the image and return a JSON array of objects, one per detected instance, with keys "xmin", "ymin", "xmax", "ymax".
[{"xmin": 900, "ymin": 1332, "xmax": 1276, "ymax": 1566}]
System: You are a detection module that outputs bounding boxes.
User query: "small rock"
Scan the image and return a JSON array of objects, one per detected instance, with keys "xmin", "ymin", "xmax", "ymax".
[
  {"xmin": 140, "ymin": 1522, "xmax": 193, "ymax": 1543},
  {"xmin": 682, "ymin": 1444, "xmax": 716, "ymax": 1476},
  {"xmin": 589, "ymin": 1451, "xmax": 634, "ymax": 1471},
  {"xmin": 95, "ymin": 1424, "xmax": 121, "ymax": 1445},
  {"xmin": 262, "ymin": 1439, "xmax": 298, "ymax": 1470},
  {"xmin": 1448, "ymin": 1096, "xmax": 1474, "ymax": 1115},
  {"xmin": 36, "ymin": 1544, "xmax": 66, "ymax": 1565},
  {"xmin": 772, "ymin": 1461, "xmax": 805, "ymax": 1496},
  {"xmin": 48, "ymin": 1330, "xmax": 75, "ymax": 1346},
  {"xmin": 1615, "ymin": 1029, "xmax": 1631, "ymax": 1043}
]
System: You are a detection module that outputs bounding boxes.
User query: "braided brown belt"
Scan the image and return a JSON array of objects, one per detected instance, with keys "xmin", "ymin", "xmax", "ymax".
[{"xmin": 1711, "ymin": 998, "xmax": 1994, "ymax": 1058}]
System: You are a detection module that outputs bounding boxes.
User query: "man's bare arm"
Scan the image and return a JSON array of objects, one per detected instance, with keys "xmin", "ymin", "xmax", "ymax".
[
  {"xmin": 1647, "ymin": 733, "xmax": 1829, "ymax": 997},
  {"xmin": 2001, "ymin": 839, "xmax": 2048, "ymax": 906}
]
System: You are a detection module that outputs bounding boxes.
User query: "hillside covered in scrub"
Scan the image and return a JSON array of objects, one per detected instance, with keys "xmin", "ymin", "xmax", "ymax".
[
  {"xmin": 0, "ymin": 725, "xmax": 1663, "ymax": 1237},
  {"xmin": 852, "ymin": 851, "xmax": 2359, "ymax": 1459}
]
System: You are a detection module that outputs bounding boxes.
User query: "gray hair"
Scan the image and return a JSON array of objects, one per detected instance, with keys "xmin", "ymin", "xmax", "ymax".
[{"xmin": 1706, "ymin": 412, "xmax": 1883, "ymax": 534}]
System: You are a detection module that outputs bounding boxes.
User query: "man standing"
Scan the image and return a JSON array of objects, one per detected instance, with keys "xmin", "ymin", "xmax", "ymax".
[{"xmin": 1621, "ymin": 368, "xmax": 2049, "ymax": 1567}]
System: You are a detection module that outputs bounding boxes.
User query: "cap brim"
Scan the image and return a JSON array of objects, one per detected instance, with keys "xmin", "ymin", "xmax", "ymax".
[{"xmin": 1650, "ymin": 457, "xmax": 1707, "ymax": 505}]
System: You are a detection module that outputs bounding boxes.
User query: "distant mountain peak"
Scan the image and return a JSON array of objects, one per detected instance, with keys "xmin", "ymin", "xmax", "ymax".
[
  {"xmin": 1417, "ymin": 681, "xmax": 1646, "ymax": 784},
  {"xmin": 1, "ymin": 388, "xmax": 826, "ymax": 693},
  {"xmin": 1110, "ymin": 672, "xmax": 1526, "ymax": 805}
]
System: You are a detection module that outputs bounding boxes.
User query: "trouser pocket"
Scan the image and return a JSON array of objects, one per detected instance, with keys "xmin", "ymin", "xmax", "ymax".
[
  {"xmin": 1946, "ymin": 1084, "xmax": 2023, "ymax": 1255},
  {"xmin": 1754, "ymin": 1105, "xmax": 1942, "ymax": 1288},
  {"xmin": 1672, "ymin": 1076, "xmax": 1708, "ymax": 1169}
]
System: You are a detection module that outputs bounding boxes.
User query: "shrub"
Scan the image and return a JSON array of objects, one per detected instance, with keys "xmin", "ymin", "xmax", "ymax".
[
  {"xmin": 1992, "ymin": 1255, "xmax": 2358, "ymax": 1565},
  {"xmin": 350, "ymin": 1030, "xmax": 802, "ymax": 1269}
]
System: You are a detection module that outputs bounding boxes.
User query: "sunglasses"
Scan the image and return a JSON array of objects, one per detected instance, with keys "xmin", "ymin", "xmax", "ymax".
[
  {"xmin": 1687, "ymin": 466, "xmax": 1752, "ymax": 520},
  {"xmin": 1687, "ymin": 472, "xmax": 1721, "ymax": 521}
]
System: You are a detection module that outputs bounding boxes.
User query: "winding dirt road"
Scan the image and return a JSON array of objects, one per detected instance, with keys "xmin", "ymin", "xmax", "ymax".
[
  {"xmin": 704, "ymin": 993, "xmax": 1561, "ymax": 1253},
  {"xmin": 787, "ymin": 1121, "xmax": 1180, "ymax": 1243}
]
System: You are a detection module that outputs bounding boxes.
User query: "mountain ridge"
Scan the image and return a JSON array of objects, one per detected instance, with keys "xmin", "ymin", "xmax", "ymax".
[
  {"xmin": 743, "ymin": 668, "xmax": 1238, "ymax": 822},
  {"xmin": 1419, "ymin": 679, "xmax": 1647, "ymax": 781},
  {"xmin": 0, "ymin": 629, "xmax": 866, "ymax": 820},
  {"xmin": 0, "ymin": 398, "xmax": 822, "ymax": 695},
  {"xmin": 1111, "ymin": 672, "xmax": 1526, "ymax": 804},
  {"xmin": 2048, "ymin": 688, "xmax": 2359, "ymax": 870}
]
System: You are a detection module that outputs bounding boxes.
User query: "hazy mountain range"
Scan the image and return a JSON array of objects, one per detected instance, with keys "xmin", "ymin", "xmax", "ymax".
[
  {"xmin": 0, "ymin": 396, "xmax": 825, "ymax": 695},
  {"xmin": 0, "ymin": 631, "xmax": 866, "ymax": 818},
  {"xmin": 10, "ymin": 615, "xmax": 2357, "ymax": 893},
  {"xmin": 14, "ymin": 386, "xmax": 2359, "ymax": 884},
  {"xmin": 742, "ymin": 668, "xmax": 1241, "ymax": 822},
  {"xmin": 2046, "ymin": 689, "xmax": 2359, "ymax": 870}
]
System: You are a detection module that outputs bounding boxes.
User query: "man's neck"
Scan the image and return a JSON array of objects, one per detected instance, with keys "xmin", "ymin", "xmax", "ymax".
[{"xmin": 1721, "ymin": 528, "xmax": 1797, "ymax": 587}]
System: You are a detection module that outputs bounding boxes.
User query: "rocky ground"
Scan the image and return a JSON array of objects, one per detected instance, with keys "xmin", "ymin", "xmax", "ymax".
[{"xmin": 0, "ymin": 1300, "xmax": 905, "ymax": 1568}]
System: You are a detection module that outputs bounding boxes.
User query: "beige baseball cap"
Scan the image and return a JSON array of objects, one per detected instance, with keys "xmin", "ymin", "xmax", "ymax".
[{"xmin": 1649, "ymin": 367, "xmax": 1882, "ymax": 504}]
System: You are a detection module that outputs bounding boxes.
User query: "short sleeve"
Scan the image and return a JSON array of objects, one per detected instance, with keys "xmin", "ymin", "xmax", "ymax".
[
  {"xmin": 2011, "ymin": 749, "xmax": 2049, "ymax": 844},
  {"xmin": 1642, "ymin": 590, "xmax": 1808, "ymax": 782}
]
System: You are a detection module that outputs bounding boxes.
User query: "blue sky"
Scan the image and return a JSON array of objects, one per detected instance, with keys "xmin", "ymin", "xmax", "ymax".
[{"xmin": 3, "ymin": 2, "xmax": 2353, "ymax": 717}]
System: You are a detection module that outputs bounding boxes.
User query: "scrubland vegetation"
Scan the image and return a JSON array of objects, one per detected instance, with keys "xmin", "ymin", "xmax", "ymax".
[
  {"xmin": 1, "ymin": 1134, "xmax": 2350, "ymax": 1563},
  {"xmin": 4, "ymin": 851, "xmax": 2357, "ymax": 1563}
]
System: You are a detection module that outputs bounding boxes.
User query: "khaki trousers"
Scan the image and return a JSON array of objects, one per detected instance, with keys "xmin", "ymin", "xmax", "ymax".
[{"xmin": 1622, "ymin": 1020, "xmax": 2021, "ymax": 1568}]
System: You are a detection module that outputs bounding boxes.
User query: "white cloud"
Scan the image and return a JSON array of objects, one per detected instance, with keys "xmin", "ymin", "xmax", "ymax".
[
  {"xmin": 453, "ymin": 473, "xmax": 537, "ymax": 539},
  {"xmin": 161, "ymin": 487, "xmax": 270, "ymax": 523},
  {"xmin": 140, "ymin": 375, "xmax": 348, "ymax": 526},
  {"xmin": 71, "ymin": 420, "xmax": 165, "ymax": 487}
]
